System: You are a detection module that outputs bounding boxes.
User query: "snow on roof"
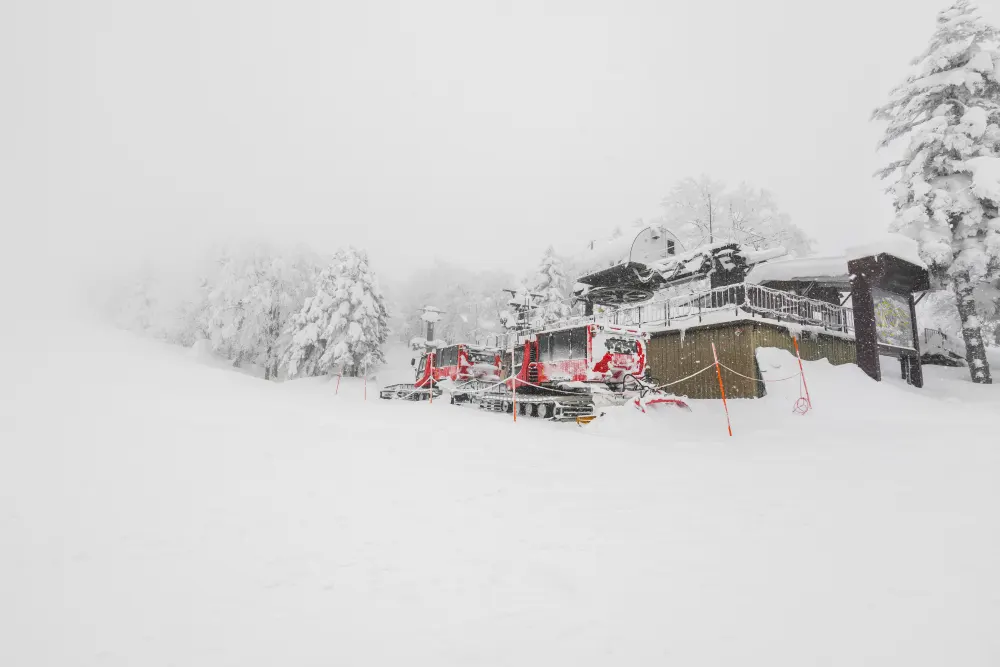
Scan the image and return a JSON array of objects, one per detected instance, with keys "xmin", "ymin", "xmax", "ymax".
[
  {"xmin": 845, "ymin": 234, "xmax": 927, "ymax": 268},
  {"xmin": 647, "ymin": 241, "xmax": 734, "ymax": 275},
  {"xmin": 649, "ymin": 242, "xmax": 788, "ymax": 277},
  {"xmin": 741, "ymin": 247, "xmax": 788, "ymax": 264},
  {"xmin": 744, "ymin": 256, "xmax": 850, "ymax": 285}
]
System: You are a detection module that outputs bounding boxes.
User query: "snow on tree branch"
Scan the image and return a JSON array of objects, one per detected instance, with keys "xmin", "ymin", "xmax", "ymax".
[{"xmin": 282, "ymin": 247, "xmax": 389, "ymax": 378}]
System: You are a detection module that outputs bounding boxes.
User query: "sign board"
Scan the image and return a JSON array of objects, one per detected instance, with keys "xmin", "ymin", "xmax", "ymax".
[{"xmin": 873, "ymin": 289, "xmax": 914, "ymax": 349}]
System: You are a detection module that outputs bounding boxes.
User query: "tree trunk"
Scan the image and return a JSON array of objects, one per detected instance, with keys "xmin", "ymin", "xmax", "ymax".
[
  {"xmin": 263, "ymin": 345, "xmax": 277, "ymax": 381},
  {"xmin": 953, "ymin": 277, "xmax": 992, "ymax": 384},
  {"xmin": 994, "ymin": 296, "xmax": 1000, "ymax": 347}
]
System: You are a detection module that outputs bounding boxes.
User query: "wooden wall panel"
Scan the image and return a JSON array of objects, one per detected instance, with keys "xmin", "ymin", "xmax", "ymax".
[
  {"xmin": 751, "ymin": 323, "xmax": 856, "ymax": 366},
  {"xmin": 647, "ymin": 320, "xmax": 858, "ymax": 399},
  {"xmin": 647, "ymin": 323, "xmax": 757, "ymax": 399}
]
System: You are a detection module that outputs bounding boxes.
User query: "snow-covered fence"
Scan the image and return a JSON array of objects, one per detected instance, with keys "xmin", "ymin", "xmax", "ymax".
[
  {"xmin": 610, "ymin": 283, "xmax": 854, "ymax": 334},
  {"xmin": 610, "ymin": 284, "xmax": 744, "ymax": 327},
  {"xmin": 744, "ymin": 284, "xmax": 854, "ymax": 334},
  {"xmin": 474, "ymin": 283, "xmax": 855, "ymax": 349}
]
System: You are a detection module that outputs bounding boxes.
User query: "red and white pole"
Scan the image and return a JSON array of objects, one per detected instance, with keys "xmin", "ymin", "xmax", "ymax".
[
  {"xmin": 511, "ymin": 345, "xmax": 517, "ymax": 423},
  {"xmin": 792, "ymin": 336, "xmax": 812, "ymax": 410},
  {"xmin": 711, "ymin": 342, "xmax": 733, "ymax": 437},
  {"xmin": 336, "ymin": 372, "xmax": 341, "ymax": 395}
]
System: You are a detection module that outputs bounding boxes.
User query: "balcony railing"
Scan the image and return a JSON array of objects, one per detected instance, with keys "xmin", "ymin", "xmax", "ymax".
[
  {"xmin": 609, "ymin": 283, "xmax": 853, "ymax": 333},
  {"xmin": 476, "ymin": 283, "xmax": 854, "ymax": 349},
  {"xmin": 745, "ymin": 284, "xmax": 854, "ymax": 333}
]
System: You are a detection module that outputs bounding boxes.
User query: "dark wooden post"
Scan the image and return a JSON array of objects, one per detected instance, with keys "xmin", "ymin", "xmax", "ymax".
[
  {"xmin": 848, "ymin": 257, "xmax": 881, "ymax": 382},
  {"xmin": 905, "ymin": 293, "xmax": 924, "ymax": 388}
]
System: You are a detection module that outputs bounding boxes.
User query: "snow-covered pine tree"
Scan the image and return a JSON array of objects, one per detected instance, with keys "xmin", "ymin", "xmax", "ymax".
[
  {"xmin": 530, "ymin": 246, "xmax": 571, "ymax": 325},
  {"xmin": 204, "ymin": 249, "xmax": 251, "ymax": 363},
  {"xmin": 282, "ymin": 247, "xmax": 389, "ymax": 378},
  {"xmin": 872, "ymin": 0, "xmax": 1000, "ymax": 384},
  {"xmin": 246, "ymin": 254, "xmax": 320, "ymax": 379},
  {"xmin": 203, "ymin": 245, "xmax": 320, "ymax": 377}
]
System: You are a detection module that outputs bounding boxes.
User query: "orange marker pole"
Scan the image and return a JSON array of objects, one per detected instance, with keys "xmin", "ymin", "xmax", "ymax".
[
  {"xmin": 711, "ymin": 342, "xmax": 733, "ymax": 437},
  {"xmin": 792, "ymin": 336, "xmax": 812, "ymax": 409},
  {"xmin": 511, "ymin": 347, "xmax": 517, "ymax": 423}
]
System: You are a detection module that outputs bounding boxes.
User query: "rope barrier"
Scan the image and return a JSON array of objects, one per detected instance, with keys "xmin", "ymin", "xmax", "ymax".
[
  {"xmin": 377, "ymin": 359, "xmax": 798, "ymax": 401},
  {"xmin": 719, "ymin": 364, "xmax": 800, "ymax": 384},
  {"xmin": 381, "ymin": 358, "xmax": 726, "ymax": 406},
  {"xmin": 649, "ymin": 364, "xmax": 716, "ymax": 390}
]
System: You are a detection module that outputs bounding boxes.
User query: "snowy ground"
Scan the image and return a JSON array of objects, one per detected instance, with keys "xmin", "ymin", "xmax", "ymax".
[{"xmin": 3, "ymin": 313, "xmax": 1000, "ymax": 665}]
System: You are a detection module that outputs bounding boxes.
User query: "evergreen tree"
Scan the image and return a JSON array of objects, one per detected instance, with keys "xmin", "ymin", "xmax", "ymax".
[
  {"xmin": 247, "ymin": 255, "xmax": 320, "ymax": 379},
  {"xmin": 282, "ymin": 247, "xmax": 389, "ymax": 378},
  {"xmin": 872, "ymin": 0, "xmax": 1000, "ymax": 383},
  {"xmin": 203, "ymin": 244, "xmax": 320, "ymax": 377},
  {"xmin": 204, "ymin": 249, "xmax": 253, "ymax": 363},
  {"xmin": 530, "ymin": 246, "xmax": 571, "ymax": 325}
]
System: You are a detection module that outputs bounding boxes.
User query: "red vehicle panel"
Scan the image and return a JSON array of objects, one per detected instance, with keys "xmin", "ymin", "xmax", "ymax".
[
  {"xmin": 414, "ymin": 344, "xmax": 502, "ymax": 388},
  {"xmin": 504, "ymin": 323, "xmax": 647, "ymax": 391}
]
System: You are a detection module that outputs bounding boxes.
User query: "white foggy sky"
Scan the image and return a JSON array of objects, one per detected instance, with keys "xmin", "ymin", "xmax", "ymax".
[{"xmin": 5, "ymin": 0, "xmax": 1000, "ymax": 284}]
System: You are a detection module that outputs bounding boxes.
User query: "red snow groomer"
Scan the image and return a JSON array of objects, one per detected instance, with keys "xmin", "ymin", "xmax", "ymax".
[
  {"xmin": 379, "ymin": 343, "xmax": 502, "ymax": 402},
  {"xmin": 480, "ymin": 322, "xmax": 656, "ymax": 420}
]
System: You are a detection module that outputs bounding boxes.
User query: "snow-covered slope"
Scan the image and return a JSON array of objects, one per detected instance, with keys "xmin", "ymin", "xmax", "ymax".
[{"xmin": 2, "ymin": 313, "xmax": 999, "ymax": 666}]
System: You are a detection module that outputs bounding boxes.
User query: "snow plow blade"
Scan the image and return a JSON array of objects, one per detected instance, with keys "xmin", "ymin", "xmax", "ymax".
[{"xmin": 633, "ymin": 395, "xmax": 691, "ymax": 413}]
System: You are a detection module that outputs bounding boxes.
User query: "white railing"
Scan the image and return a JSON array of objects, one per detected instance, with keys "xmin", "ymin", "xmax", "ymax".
[
  {"xmin": 610, "ymin": 284, "xmax": 745, "ymax": 328},
  {"xmin": 606, "ymin": 283, "xmax": 853, "ymax": 333},
  {"xmin": 745, "ymin": 284, "xmax": 853, "ymax": 333},
  {"xmin": 476, "ymin": 283, "xmax": 854, "ymax": 349}
]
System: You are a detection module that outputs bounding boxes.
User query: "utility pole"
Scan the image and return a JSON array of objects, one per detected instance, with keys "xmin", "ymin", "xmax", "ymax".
[{"xmin": 707, "ymin": 192, "xmax": 714, "ymax": 245}]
